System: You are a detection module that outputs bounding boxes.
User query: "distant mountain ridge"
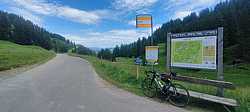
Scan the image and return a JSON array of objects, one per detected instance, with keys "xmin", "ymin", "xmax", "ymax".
[{"xmin": 89, "ymin": 47, "xmax": 102, "ymax": 52}]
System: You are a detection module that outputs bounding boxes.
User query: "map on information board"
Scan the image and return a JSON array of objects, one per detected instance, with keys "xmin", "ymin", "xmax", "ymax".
[{"xmin": 171, "ymin": 36, "xmax": 217, "ymax": 69}]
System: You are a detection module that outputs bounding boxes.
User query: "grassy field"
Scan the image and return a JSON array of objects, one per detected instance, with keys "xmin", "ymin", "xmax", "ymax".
[
  {"xmin": 0, "ymin": 40, "xmax": 55, "ymax": 71},
  {"xmin": 70, "ymin": 43, "xmax": 250, "ymax": 112}
]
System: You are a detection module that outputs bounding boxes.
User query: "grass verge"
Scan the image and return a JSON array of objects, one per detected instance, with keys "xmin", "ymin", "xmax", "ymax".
[
  {"xmin": 70, "ymin": 53, "xmax": 249, "ymax": 112},
  {"xmin": 0, "ymin": 40, "xmax": 55, "ymax": 71}
]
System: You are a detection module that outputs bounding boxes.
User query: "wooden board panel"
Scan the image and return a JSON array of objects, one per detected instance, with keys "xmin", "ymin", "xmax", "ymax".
[
  {"xmin": 169, "ymin": 75, "xmax": 236, "ymax": 89},
  {"xmin": 169, "ymin": 88, "xmax": 238, "ymax": 106},
  {"xmin": 188, "ymin": 90, "xmax": 238, "ymax": 106}
]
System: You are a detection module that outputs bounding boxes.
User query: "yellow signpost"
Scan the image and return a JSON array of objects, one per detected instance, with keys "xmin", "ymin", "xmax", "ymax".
[
  {"xmin": 145, "ymin": 46, "xmax": 159, "ymax": 64},
  {"xmin": 136, "ymin": 14, "xmax": 153, "ymax": 45},
  {"xmin": 136, "ymin": 15, "xmax": 152, "ymax": 28}
]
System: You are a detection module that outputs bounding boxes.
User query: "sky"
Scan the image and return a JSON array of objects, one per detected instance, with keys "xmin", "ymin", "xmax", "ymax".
[{"xmin": 0, "ymin": 0, "xmax": 225, "ymax": 48}]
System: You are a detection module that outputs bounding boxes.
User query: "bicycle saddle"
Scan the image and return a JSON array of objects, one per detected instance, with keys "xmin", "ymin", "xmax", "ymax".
[
  {"xmin": 170, "ymin": 72, "xmax": 177, "ymax": 77},
  {"xmin": 160, "ymin": 74, "xmax": 170, "ymax": 82}
]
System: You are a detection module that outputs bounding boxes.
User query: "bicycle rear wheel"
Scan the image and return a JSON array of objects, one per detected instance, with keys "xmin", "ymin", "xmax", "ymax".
[
  {"xmin": 141, "ymin": 77, "xmax": 157, "ymax": 98},
  {"xmin": 168, "ymin": 83, "xmax": 190, "ymax": 107}
]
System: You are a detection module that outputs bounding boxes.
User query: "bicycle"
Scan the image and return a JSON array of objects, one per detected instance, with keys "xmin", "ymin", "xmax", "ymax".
[{"xmin": 141, "ymin": 70, "xmax": 190, "ymax": 107}]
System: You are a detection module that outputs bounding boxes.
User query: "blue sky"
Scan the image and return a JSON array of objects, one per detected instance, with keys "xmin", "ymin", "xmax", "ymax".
[{"xmin": 0, "ymin": 0, "xmax": 224, "ymax": 48}]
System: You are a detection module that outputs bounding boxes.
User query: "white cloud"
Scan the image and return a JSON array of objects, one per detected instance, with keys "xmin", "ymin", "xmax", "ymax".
[
  {"xmin": 113, "ymin": 0, "xmax": 158, "ymax": 13},
  {"xmin": 173, "ymin": 11, "xmax": 192, "ymax": 19},
  {"xmin": 8, "ymin": 0, "xmax": 103, "ymax": 24},
  {"xmin": 9, "ymin": 7, "xmax": 43, "ymax": 26},
  {"xmin": 64, "ymin": 29, "xmax": 145, "ymax": 48},
  {"xmin": 153, "ymin": 24, "xmax": 161, "ymax": 31},
  {"xmin": 128, "ymin": 20, "xmax": 136, "ymax": 26},
  {"xmin": 56, "ymin": 6, "xmax": 100, "ymax": 24},
  {"xmin": 164, "ymin": 0, "xmax": 225, "ymax": 19}
]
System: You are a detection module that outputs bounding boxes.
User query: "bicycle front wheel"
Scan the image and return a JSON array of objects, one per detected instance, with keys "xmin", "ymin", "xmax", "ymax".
[
  {"xmin": 141, "ymin": 77, "xmax": 157, "ymax": 98},
  {"xmin": 168, "ymin": 83, "xmax": 190, "ymax": 107}
]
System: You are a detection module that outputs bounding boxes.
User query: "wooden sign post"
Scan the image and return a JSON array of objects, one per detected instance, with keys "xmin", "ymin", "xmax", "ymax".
[
  {"xmin": 166, "ymin": 33, "xmax": 171, "ymax": 72},
  {"xmin": 217, "ymin": 27, "xmax": 224, "ymax": 96},
  {"xmin": 135, "ymin": 57, "xmax": 142, "ymax": 80},
  {"xmin": 136, "ymin": 65, "xmax": 139, "ymax": 80}
]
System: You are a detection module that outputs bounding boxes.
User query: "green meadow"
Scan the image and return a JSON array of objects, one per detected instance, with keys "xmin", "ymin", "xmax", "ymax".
[{"xmin": 0, "ymin": 40, "xmax": 55, "ymax": 71}]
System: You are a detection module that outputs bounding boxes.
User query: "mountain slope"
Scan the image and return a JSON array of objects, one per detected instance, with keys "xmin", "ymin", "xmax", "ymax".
[
  {"xmin": 0, "ymin": 40, "xmax": 55, "ymax": 71},
  {"xmin": 0, "ymin": 11, "xmax": 74, "ymax": 52}
]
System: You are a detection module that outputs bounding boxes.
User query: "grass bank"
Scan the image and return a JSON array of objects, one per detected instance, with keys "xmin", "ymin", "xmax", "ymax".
[
  {"xmin": 70, "ymin": 51, "xmax": 249, "ymax": 112},
  {"xmin": 0, "ymin": 40, "xmax": 55, "ymax": 71}
]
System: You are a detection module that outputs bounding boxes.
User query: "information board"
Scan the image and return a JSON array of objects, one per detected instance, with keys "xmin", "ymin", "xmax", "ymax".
[
  {"xmin": 171, "ymin": 36, "xmax": 217, "ymax": 69},
  {"xmin": 145, "ymin": 46, "xmax": 159, "ymax": 63}
]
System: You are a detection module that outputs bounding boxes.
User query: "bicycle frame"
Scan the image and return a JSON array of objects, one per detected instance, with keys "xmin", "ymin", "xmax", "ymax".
[
  {"xmin": 144, "ymin": 71, "xmax": 189, "ymax": 107},
  {"xmin": 153, "ymin": 76, "xmax": 164, "ymax": 90},
  {"xmin": 150, "ymin": 72, "xmax": 175, "ymax": 95}
]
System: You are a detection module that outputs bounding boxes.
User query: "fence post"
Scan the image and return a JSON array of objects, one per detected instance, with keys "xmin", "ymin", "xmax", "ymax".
[
  {"xmin": 166, "ymin": 33, "xmax": 171, "ymax": 72},
  {"xmin": 136, "ymin": 65, "xmax": 139, "ymax": 80},
  {"xmin": 217, "ymin": 27, "xmax": 224, "ymax": 96}
]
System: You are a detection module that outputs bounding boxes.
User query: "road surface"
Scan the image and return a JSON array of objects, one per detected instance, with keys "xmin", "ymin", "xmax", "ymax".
[{"xmin": 0, "ymin": 54, "xmax": 189, "ymax": 112}]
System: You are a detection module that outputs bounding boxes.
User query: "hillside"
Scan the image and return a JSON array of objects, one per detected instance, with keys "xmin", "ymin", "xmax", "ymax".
[
  {"xmin": 0, "ymin": 11, "xmax": 74, "ymax": 52},
  {"xmin": 113, "ymin": 0, "xmax": 250, "ymax": 64},
  {"xmin": 0, "ymin": 40, "xmax": 55, "ymax": 71}
]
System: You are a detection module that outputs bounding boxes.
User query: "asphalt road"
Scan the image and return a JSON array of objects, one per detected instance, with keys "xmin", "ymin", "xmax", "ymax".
[{"xmin": 0, "ymin": 54, "xmax": 189, "ymax": 112}]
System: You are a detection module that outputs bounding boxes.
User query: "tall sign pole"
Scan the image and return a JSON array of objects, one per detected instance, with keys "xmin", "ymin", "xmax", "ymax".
[
  {"xmin": 136, "ymin": 14, "xmax": 157, "ymax": 69},
  {"xmin": 150, "ymin": 15, "xmax": 153, "ymax": 46},
  {"xmin": 150, "ymin": 15, "xmax": 154, "ymax": 70},
  {"xmin": 166, "ymin": 33, "xmax": 171, "ymax": 72},
  {"xmin": 217, "ymin": 27, "xmax": 224, "ymax": 96}
]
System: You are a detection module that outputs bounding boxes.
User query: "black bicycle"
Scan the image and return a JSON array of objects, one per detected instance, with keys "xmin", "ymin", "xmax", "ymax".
[{"xmin": 141, "ymin": 70, "xmax": 190, "ymax": 107}]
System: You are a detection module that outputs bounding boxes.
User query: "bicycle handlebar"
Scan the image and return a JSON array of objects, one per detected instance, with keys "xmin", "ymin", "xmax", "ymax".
[{"xmin": 146, "ymin": 70, "xmax": 177, "ymax": 79}]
